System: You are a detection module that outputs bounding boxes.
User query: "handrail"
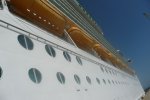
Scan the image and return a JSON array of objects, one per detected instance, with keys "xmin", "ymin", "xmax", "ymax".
[
  {"xmin": 0, "ymin": 20, "xmax": 100, "ymax": 65},
  {"xmin": 47, "ymin": 0, "xmax": 127, "ymax": 66},
  {"xmin": 0, "ymin": 19, "xmax": 134, "ymax": 77}
]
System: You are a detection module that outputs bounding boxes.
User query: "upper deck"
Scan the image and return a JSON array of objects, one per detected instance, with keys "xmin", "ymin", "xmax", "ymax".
[
  {"xmin": 47, "ymin": 0, "xmax": 131, "ymax": 71},
  {"xmin": 7, "ymin": 0, "xmax": 133, "ymax": 74}
]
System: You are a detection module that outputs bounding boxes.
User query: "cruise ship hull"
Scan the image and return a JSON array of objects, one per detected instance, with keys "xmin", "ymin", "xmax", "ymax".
[{"xmin": 0, "ymin": 0, "xmax": 145, "ymax": 100}]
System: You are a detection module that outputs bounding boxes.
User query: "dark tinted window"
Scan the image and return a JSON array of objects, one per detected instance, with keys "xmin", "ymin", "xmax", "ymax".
[
  {"xmin": 115, "ymin": 81, "xmax": 118, "ymax": 84},
  {"xmin": 103, "ymin": 79, "xmax": 106, "ymax": 84},
  {"xmin": 74, "ymin": 74, "xmax": 81, "ymax": 84},
  {"xmin": 28, "ymin": 68, "xmax": 42, "ymax": 84},
  {"xmin": 18, "ymin": 35, "xmax": 33, "ymax": 50},
  {"xmin": 57, "ymin": 72, "xmax": 65, "ymax": 84},
  {"xmin": 63, "ymin": 51, "xmax": 71, "ymax": 62},
  {"xmin": 45, "ymin": 44, "xmax": 56, "ymax": 57},
  {"xmin": 76, "ymin": 56, "xmax": 82, "ymax": 65},
  {"xmin": 86, "ymin": 76, "xmax": 91, "ymax": 84},
  {"xmin": 96, "ymin": 78, "xmax": 100, "ymax": 84},
  {"xmin": 0, "ymin": 67, "xmax": 2, "ymax": 78},
  {"xmin": 112, "ymin": 71, "xmax": 115, "ymax": 75},
  {"xmin": 100, "ymin": 66, "xmax": 104, "ymax": 72},
  {"xmin": 0, "ymin": 0, "xmax": 3, "ymax": 9},
  {"xmin": 108, "ymin": 80, "xmax": 111, "ymax": 84},
  {"xmin": 105, "ymin": 68, "xmax": 108, "ymax": 73},
  {"xmin": 109, "ymin": 70, "xmax": 112, "ymax": 74},
  {"xmin": 112, "ymin": 80, "xmax": 114, "ymax": 84}
]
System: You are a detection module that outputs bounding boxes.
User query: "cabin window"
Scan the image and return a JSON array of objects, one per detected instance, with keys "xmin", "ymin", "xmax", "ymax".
[
  {"xmin": 45, "ymin": 44, "xmax": 56, "ymax": 57},
  {"xmin": 57, "ymin": 72, "xmax": 65, "ymax": 84},
  {"xmin": 112, "ymin": 80, "xmax": 114, "ymax": 84},
  {"xmin": 0, "ymin": 0, "xmax": 3, "ymax": 9},
  {"xmin": 112, "ymin": 70, "xmax": 115, "ymax": 75},
  {"xmin": 18, "ymin": 35, "xmax": 33, "ymax": 50},
  {"xmin": 105, "ymin": 68, "xmax": 108, "ymax": 73},
  {"xmin": 86, "ymin": 76, "xmax": 91, "ymax": 84},
  {"xmin": 96, "ymin": 78, "xmax": 100, "ymax": 84},
  {"xmin": 109, "ymin": 70, "xmax": 112, "ymax": 75},
  {"xmin": 100, "ymin": 66, "xmax": 104, "ymax": 72},
  {"xmin": 74, "ymin": 74, "xmax": 81, "ymax": 84},
  {"xmin": 63, "ymin": 51, "xmax": 71, "ymax": 62},
  {"xmin": 115, "ymin": 81, "xmax": 118, "ymax": 84},
  {"xmin": 108, "ymin": 80, "xmax": 111, "ymax": 84},
  {"xmin": 28, "ymin": 68, "xmax": 42, "ymax": 84},
  {"xmin": 103, "ymin": 79, "xmax": 106, "ymax": 84},
  {"xmin": 0, "ymin": 67, "xmax": 2, "ymax": 78},
  {"xmin": 76, "ymin": 56, "xmax": 82, "ymax": 65}
]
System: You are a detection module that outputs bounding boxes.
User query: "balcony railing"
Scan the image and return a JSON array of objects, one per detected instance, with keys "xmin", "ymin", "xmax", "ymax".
[{"xmin": 48, "ymin": 0, "xmax": 127, "ymax": 65}]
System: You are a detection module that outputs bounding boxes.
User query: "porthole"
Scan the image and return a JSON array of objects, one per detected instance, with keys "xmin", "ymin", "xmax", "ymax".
[
  {"xmin": 108, "ymin": 80, "xmax": 111, "ymax": 84},
  {"xmin": 0, "ymin": 0, "xmax": 3, "ymax": 9},
  {"xmin": 76, "ymin": 56, "xmax": 82, "ymax": 65},
  {"xmin": 74, "ymin": 74, "xmax": 81, "ymax": 84},
  {"xmin": 28, "ymin": 68, "xmax": 42, "ymax": 84},
  {"xmin": 103, "ymin": 79, "xmax": 106, "ymax": 84},
  {"xmin": 112, "ymin": 80, "xmax": 114, "ymax": 84},
  {"xmin": 109, "ymin": 70, "xmax": 112, "ymax": 74},
  {"xmin": 45, "ymin": 44, "xmax": 56, "ymax": 57},
  {"xmin": 0, "ymin": 67, "xmax": 2, "ymax": 78},
  {"xmin": 100, "ymin": 67, "xmax": 104, "ymax": 72},
  {"xmin": 18, "ymin": 35, "xmax": 33, "ymax": 50},
  {"xmin": 86, "ymin": 76, "xmax": 91, "ymax": 84},
  {"xmin": 63, "ymin": 51, "xmax": 71, "ymax": 62},
  {"xmin": 105, "ymin": 68, "xmax": 108, "ymax": 73},
  {"xmin": 96, "ymin": 78, "xmax": 100, "ymax": 84},
  {"xmin": 115, "ymin": 81, "xmax": 118, "ymax": 84},
  {"xmin": 57, "ymin": 72, "xmax": 65, "ymax": 84}
]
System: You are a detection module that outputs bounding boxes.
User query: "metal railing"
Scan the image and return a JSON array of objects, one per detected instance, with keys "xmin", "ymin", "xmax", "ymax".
[
  {"xmin": 0, "ymin": 19, "xmax": 134, "ymax": 77},
  {"xmin": 48, "ymin": 0, "xmax": 128, "ymax": 66}
]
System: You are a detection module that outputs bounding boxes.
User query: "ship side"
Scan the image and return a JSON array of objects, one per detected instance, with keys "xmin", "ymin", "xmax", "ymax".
[{"xmin": 0, "ymin": 0, "xmax": 145, "ymax": 100}]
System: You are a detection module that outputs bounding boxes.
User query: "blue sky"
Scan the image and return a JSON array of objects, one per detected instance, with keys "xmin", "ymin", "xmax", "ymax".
[{"xmin": 79, "ymin": 0, "xmax": 150, "ymax": 89}]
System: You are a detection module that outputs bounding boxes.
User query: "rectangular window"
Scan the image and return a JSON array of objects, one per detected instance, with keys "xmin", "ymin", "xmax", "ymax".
[{"xmin": 0, "ymin": 0, "xmax": 3, "ymax": 9}]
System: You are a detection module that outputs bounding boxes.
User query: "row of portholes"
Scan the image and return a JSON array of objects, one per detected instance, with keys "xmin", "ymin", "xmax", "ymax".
[
  {"xmin": 28, "ymin": 68, "xmax": 127, "ymax": 86},
  {"xmin": 0, "ymin": 66, "xmax": 128, "ymax": 86},
  {"xmin": 100, "ymin": 65, "xmax": 118, "ymax": 76},
  {"xmin": 18, "ymin": 34, "xmax": 122, "ymax": 77},
  {"xmin": 18, "ymin": 35, "xmax": 82, "ymax": 65},
  {"xmin": 28, "ymin": 68, "xmax": 90, "ymax": 85},
  {"xmin": 17, "ymin": 35, "xmax": 133, "ymax": 80},
  {"xmin": 0, "ymin": 67, "xmax": 2, "ymax": 78}
]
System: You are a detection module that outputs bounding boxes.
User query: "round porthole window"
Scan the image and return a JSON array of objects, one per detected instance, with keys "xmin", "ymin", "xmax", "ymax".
[
  {"xmin": 76, "ymin": 56, "xmax": 82, "ymax": 65},
  {"xmin": 96, "ymin": 78, "xmax": 100, "ymax": 84},
  {"xmin": 86, "ymin": 76, "xmax": 91, "ymax": 84},
  {"xmin": 108, "ymin": 80, "xmax": 111, "ymax": 84},
  {"xmin": 45, "ymin": 44, "xmax": 56, "ymax": 57},
  {"xmin": 100, "ymin": 66, "xmax": 104, "ymax": 72},
  {"xmin": 103, "ymin": 79, "xmax": 106, "ymax": 84},
  {"xmin": 105, "ymin": 68, "xmax": 108, "ymax": 73},
  {"xmin": 28, "ymin": 68, "xmax": 42, "ymax": 84},
  {"xmin": 74, "ymin": 74, "xmax": 81, "ymax": 85},
  {"xmin": 18, "ymin": 35, "xmax": 33, "ymax": 50},
  {"xmin": 57, "ymin": 72, "xmax": 65, "ymax": 84},
  {"xmin": 0, "ymin": 67, "xmax": 2, "ymax": 78},
  {"xmin": 112, "ymin": 80, "xmax": 114, "ymax": 84},
  {"xmin": 63, "ymin": 51, "xmax": 71, "ymax": 62}
]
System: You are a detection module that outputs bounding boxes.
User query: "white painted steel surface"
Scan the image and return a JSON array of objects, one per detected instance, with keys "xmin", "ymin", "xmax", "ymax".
[{"xmin": 0, "ymin": 1, "xmax": 145, "ymax": 100}]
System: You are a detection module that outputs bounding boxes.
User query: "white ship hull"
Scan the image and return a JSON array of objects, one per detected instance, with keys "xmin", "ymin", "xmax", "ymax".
[{"xmin": 0, "ymin": 0, "xmax": 145, "ymax": 100}]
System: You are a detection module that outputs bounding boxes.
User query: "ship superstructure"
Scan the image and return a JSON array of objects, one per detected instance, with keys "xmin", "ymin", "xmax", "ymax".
[{"xmin": 0, "ymin": 0, "xmax": 144, "ymax": 100}]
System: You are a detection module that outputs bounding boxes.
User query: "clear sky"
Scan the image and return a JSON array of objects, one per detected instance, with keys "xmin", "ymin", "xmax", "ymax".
[{"xmin": 79, "ymin": 0, "xmax": 150, "ymax": 89}]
